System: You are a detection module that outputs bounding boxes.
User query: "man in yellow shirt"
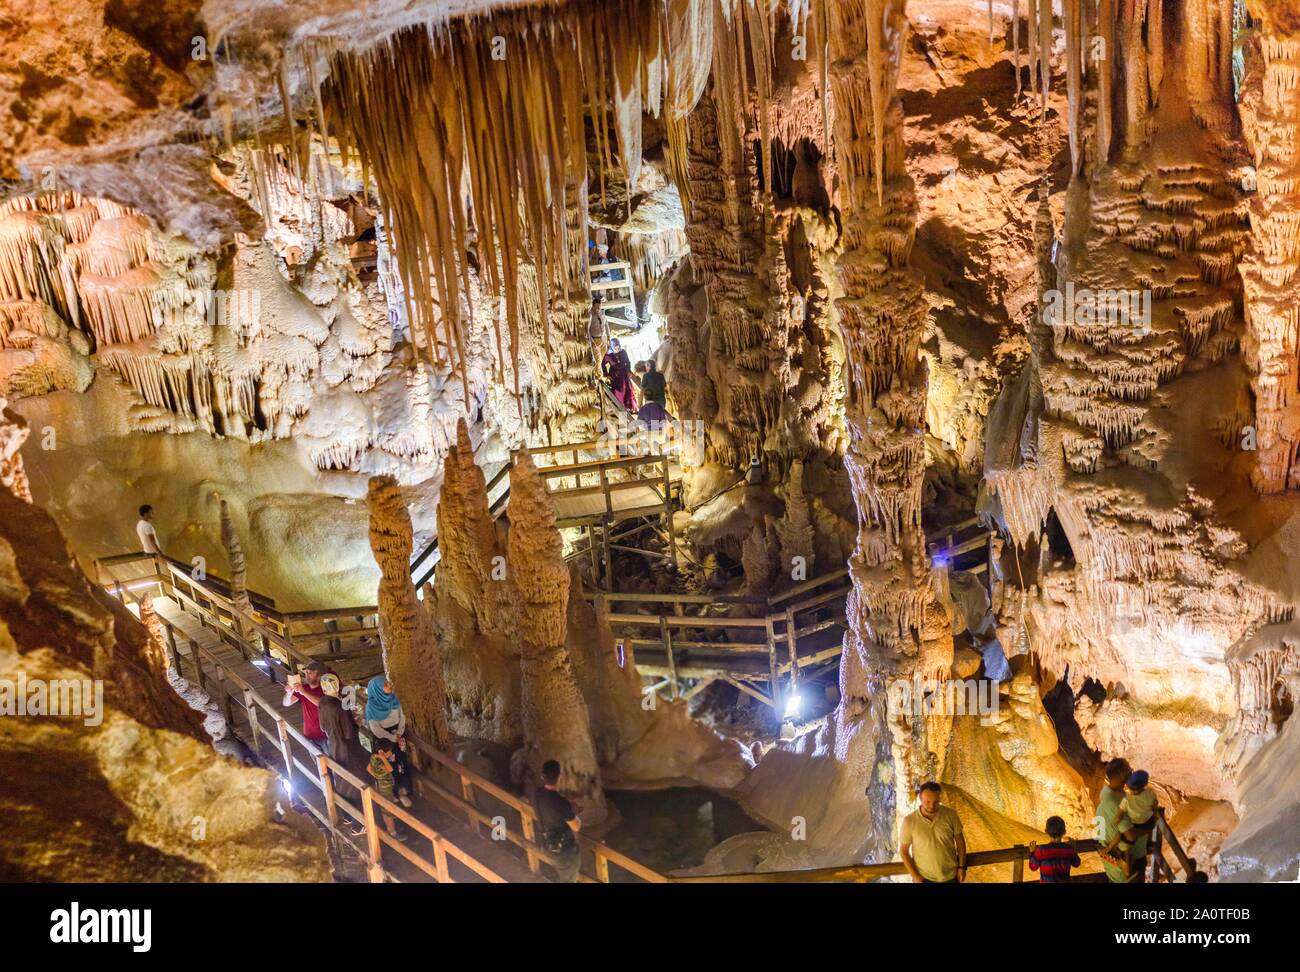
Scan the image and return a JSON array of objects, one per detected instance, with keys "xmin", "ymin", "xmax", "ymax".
[{"xmin": 900, "ymin": 782, "xmax": 967, "ymax": 883}]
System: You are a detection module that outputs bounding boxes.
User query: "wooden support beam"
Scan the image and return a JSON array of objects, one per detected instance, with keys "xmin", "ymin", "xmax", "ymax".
[
  {"xmin": 361, "ymin": 787, "xmax": 386, "ymax": 883},
  {"xmin": 765, "ymin": 617, "xmax": 779, "ymax": 710},
  {"xmin": 722, "ymin": 675, "xmax": 775, "ymax": 709},
  {"xmin": 660, "ymin": 616, "xmax": 678, "ymax": 701}
]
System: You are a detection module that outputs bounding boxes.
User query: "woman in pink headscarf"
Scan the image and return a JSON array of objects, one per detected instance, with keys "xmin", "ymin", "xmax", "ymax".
[{"xmin": 602, "ymin": 338, "xmax": 638, "ymax": 412}]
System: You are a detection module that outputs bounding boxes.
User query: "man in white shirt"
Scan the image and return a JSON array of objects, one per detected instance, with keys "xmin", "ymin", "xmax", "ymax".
[{"xmin": 136, "ymin": 504, "xmax": 162, "ymax": 556}]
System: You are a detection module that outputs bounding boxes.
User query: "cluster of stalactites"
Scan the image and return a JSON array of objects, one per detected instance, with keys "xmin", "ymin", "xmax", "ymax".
[
  {"xmin": 315, "ymin": 0, "xmax": 816, "ymax": 413},
  {"xmin": 0, "ymin": 192, "xmax": 173, "ymax": 353},
  {"xmin": 1000, "ymin": 2, "xmax": 1238, "ymax": 174}
]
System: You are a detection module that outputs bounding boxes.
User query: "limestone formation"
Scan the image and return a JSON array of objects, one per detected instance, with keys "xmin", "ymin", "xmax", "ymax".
[
  {"xmin": 5, "ymin": 0, "xmax": 1300, "ymax": 885},
  {"xmin": 0, "ymin": 396, "xmax": 32, "ymax": 503},
  {"xmin": 367, "ymin": 474, "xmax": 451, "ymax": 750},
  {"xmin": 506, "ymin": 449, "xmax": 605, "ymax": 822},
  {"xmin": 219, "ymin": 499, "xmax": 251, "ymax": 614}
]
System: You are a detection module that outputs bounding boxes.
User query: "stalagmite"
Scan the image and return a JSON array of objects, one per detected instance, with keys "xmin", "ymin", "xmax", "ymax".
[
  {"xmin": 506, "ymin": 450, "xmax": 605, "ymax": 822},
  {"xmin": 138, "ymin": 594, "xmax": 173, "ymax": 678},
  {"xmin": 218, "ymin": 499, "xmax": 251, "ymax": 614},
  {"xmin": 367, "ymin": 475, "xmax": 452, "ymax": 750}
]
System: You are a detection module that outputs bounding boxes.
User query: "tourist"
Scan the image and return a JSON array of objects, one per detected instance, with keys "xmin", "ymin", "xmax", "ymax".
[
  {"xmin": 366, "ymin": 737, "xmax": 408, "ymax": 842},
  {"xmin": 1096, "ymin": 758, "xmax": 1149, "ymax": 883},
  {"xmin": 636, "ymin": 399, "xmax": 673, "ymax": 426},
  {"xmin": 1027, "ymin": 816, "xmax": 1082, "ymax": 883},
  {"xmin": 1100, "ymin": 769, "xmax": 1158, "ymax": 877},
  {"xmin": 365, "ymin": 675, "xmax": 413, "ymax": 808},
  {"xmin": 283, "ymin": 660, "xmax": 330, "ymax": 753},
  {"xmin": 602, "ymin": 338, "xmax": 637, "ymax": 412},
  {"xmin": 318, "ymin": 674, "xmax": 366, "ymax": 835},
  {"xmin": 638, "ymin": 357, "xmax": 667, "ymax": 408},
  {"xmin": 534, "ymin": 759, "xmax": 581, "ymax": 883},
  {"xmin": 136, "ymin": 504, "xmax": 163, "ymax": 557},
  {"xmin": 900, "ymin": 781, "xmax": 967, "ymax": 883}
]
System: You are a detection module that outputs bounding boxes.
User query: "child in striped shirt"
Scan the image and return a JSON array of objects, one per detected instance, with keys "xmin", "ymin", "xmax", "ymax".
[{"xmin": 1028, "ymin": 816, "xmax": 1082, "ymax": 883}]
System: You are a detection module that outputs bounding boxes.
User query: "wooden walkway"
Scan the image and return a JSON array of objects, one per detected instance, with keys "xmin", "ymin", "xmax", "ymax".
[
  {"xmin": 409, "ymin": 439, "xmax": 684, "ymax": 591},
  {"xmin": 97, "ymin": 553, "xmax": 665, "ymax": 885},
  {"xmin": 96, "ymin": 552, "xmax": 1203, "ymax": 885},
  {"xmin": 597, "ymin": 570, "xmax": 852, "ymax": 712}
]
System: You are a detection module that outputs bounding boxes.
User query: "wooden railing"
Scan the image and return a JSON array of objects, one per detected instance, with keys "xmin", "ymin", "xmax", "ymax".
[
  {"xmin": 594, "ymin": 569, "xmax": 851, "ymax": 710},
  {"xmin": 670, "ymin": 840, "xmax": 1105, "ymax": 883},
  {"xmin": 672, "ymin": 807, "xmax": 1198, "ymax": 883},
  {"xmin": 96, "ymin": 553, "xmax": 665, "ymax": 885},
  {"xmin": 1150, "ymin": 807, "xmax": 1201, "ymax": 883},
  {"xmin": 589, "ymin": 259, "xmax": 634, "ymax": 312},
  {"xmin": 407, "ymin": 440, "xmax": 681, "ymax": 590},
  {"xmin": 927, "ymin": 515, "xmax": 994, "ymax": 576}
]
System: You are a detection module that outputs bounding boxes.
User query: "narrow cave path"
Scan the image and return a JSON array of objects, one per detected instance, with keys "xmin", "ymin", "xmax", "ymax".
[{"xmin": 154, "ymin": 597, "xmax": 546, "ymax": 884}]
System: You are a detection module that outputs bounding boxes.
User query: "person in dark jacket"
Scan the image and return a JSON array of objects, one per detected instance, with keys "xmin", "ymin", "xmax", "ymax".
[
  {"xmin": 533, "ymin": 759, "xmax": 581, "ymax": 883},
  {"xmin": 1028, "ymin": 816, "xmax": 1082, "ymax": 883},
  {"xmin": 318, "ymin": 674, "xmax": 364, "ymax": 834}
]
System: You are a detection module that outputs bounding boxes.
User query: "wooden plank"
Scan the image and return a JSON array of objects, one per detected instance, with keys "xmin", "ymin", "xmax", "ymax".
[
  {"xmin": 767, "ymin": 569, "xmax": 849, "ymax": 605},
  {"xmin": 605, "ymin": 613, "xmax": 769, "ymax": 629}
]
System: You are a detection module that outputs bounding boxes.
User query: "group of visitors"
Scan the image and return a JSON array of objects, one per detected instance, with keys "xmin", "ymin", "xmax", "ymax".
[
  {"xmin": 283, "ymin": 661, "xmax": 583, "ymax": 878},
  {"xmin": 282, "ymin": 665, "xmax": 415, "ymax": 840},
  {"xmin": 899, "ymin": 761, "xmax": 1166, "ymax": 884},
  {"xmin": 601, "ymin": 338, "xmax": 671, "ymax": 424},
  {"xmin": 136, "ymin": 502, "xmax": 585, "ymax": 880}
]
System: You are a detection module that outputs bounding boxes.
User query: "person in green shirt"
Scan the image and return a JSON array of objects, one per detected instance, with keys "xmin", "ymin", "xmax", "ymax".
[
  {"xmin": 1096, "ymin": 758, "xmax": 1148, "ymax": 882},
  {"xmin": 900, "ymin": 782, "xmax": 967, "ymax": 883}
]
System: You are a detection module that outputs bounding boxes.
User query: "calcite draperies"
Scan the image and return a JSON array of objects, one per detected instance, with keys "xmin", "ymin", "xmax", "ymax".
[{"xmin": 320, "ymin": 0, "xmax": 722, "ymax": 405}]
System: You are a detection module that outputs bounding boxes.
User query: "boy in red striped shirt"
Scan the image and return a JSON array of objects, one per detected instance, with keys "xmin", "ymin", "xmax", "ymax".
[{"xmin": 1028, "ymin": 816, "xmax": 1082, "ymax": 883}]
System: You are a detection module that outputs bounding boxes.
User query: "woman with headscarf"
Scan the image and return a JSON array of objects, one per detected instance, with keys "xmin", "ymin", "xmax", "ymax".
[
  {"xmin": 365, "ymin": 675, "xmax": 413, "ymax": 807},
  {"xmin": 318, "ymin": 674, "xmax": 365, "ymax": 833},
  {"xmin": 602, "ymin": 338, "xmax": 637, "ymax": 412}
]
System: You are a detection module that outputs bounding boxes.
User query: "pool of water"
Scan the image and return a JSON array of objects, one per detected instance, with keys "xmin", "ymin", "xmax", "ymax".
[{"xmin": 602, "ymin": 787, "xmax": 766, "ymax": 877}]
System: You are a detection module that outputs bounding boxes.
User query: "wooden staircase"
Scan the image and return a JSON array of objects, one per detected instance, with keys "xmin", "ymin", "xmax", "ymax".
[{"xmin": 589, "ymin": 259, "xmax": 638, "ymax": 333}]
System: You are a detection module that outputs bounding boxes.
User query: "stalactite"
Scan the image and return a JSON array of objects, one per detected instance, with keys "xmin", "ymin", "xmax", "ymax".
[
  {"xmin": 1098, "ymin": 0, "xmax": 1115, "ymax": 160},
  {"xmin": 1013, "ymin": 0, "xmax": 1022, "ymax": 95},
  {"xmin": 322, "ymin": 2, "xmax": 716, "ymax": 413},
  {"xmin": 1066, "ymin": 0, "xmax": 1083, "ymax": 173},
  {"xmin": 506, "ymin": 449, "xmax": 605, "ymax": 821},
  {"xmin": 1038, "ymin": 0, "xmax": 1053, "ymax": 119},
  {"xmin": 1120, "ymin": 0, "xmax": 1150, "ymax": 149},
  {"xmin": 367, "ymin": 474, "xmax": 452, "ymax": 750}
]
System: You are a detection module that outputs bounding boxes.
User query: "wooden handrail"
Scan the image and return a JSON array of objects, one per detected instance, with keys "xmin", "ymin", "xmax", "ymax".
[{"xmin": 671, "ymin": 839, "xmax": 1104, "ymax": 883}]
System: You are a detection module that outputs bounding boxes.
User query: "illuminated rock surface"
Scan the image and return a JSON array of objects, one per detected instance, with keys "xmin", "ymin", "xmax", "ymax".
[{"xmin": 1, "ymin": 0, "xmax": 1298, "ymax": 883}]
